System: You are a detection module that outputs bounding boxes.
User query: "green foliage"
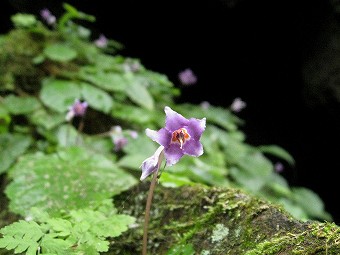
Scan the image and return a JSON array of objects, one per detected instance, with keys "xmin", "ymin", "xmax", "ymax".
[
  {"xmin": 0, "ymin": 2, "xmax": 334, "ymax": 254},
  {"xmin": 0, "ymin": 133, "xmax": 32, "ymax": 174},
  {"xmin": 6, "ymin": 146, "xmax": 137, "ymax": 217},
  {"xmin": 0, "ymin": 200, "xmax": 135, "ymax": 254}
]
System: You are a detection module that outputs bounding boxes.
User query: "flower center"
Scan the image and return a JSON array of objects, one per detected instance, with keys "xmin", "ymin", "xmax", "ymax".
[{"xmin": 171, "ymin": 128, "xmax": 190, "ymax": 149}]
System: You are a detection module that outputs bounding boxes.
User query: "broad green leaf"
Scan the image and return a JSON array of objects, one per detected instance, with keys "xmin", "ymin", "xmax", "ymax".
[
  {"xmin": 78, "ymin": 69, "xmax": 127, "ymax": 92},
  {"xmin": 6, "ymin": 146, "xmax": 137, "ymax": 217},
  {"xmin": 44, "ymin": 43, "xmax": 78, "ymax": 62},
  {"xmin": 278, "ymin": 198, "xmax": 308, "ymax": 221},
  {"xmin": 237, "ymin": 151, "xmax": 273, "ymax": 177},
  {"xmin": 176, "ymin": 103, "xmax": 243, "ymax": 131},
  {"xmin": 112, "ymin": 104, "xmax": 159, "ymax": 127},
  {"xmin": 0, "ymin": 133, "xmax": 32, "ymax": 174},
  {"xmin": 40, "ymin": 79, "xmax": 82, "ymax": 112},
  {"xmin": 291, "ymin": 187, "xmax": 332, "ymax": 221},
  {"xmin": 81, "ymin": 82, "xmax": 112, "ymax": 113},
  {"xmin": 229, "ymin": 166, "xmax": 267, "ymax": 192},
  {"xmin": 257, "ymin": 145, "xmax": 295, "ymax": 165},
  {"xmin": 29, "ymin": 108, "xmax": 66, "ymax": 130},
  {"xmin": 125, "ymin": 74, "xmax": 154, "ymax": 110},
  {"xmin": 159, "ymin": 172, "xmax": 197, "ymax": 188},
  {"xmin": 11, "ymin": 13, "xmax": 37, "ymax": 28},
  {"xmin": 3, "ymin": 95, "xmax": 41, "ymax": 115}
]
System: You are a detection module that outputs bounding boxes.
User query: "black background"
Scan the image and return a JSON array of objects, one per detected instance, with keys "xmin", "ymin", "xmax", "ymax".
[{"xmin": 1, "ymin": 0, "xmax": 339, "ymax": 225}]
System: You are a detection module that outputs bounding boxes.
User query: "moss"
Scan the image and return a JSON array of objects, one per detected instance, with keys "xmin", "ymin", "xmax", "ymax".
[{"xmin": 110, "ymin": 183, "xmax": 340, "ymax": 255}]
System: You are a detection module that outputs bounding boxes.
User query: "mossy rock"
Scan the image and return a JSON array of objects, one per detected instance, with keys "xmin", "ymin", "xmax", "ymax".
[{"xmin": 109, "ymin": 183, "xmax": 340, "ymax": 255}]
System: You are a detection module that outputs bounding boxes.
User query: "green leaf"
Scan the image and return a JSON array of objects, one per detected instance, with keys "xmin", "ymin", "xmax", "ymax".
[
  {"xmin": 258, "ymin": 145, "xmax": 295, "ymax": 165},
  {"xmin": 11, "ymin": 13, "xmax": 37, "ymax": 28},
  {"xmin": 29, "ymin": 108, "xmax": 66, "ymax": 130},
  {"xmin": 0, "ymin": 105, "xmax": 11, "ymax": 133},
  {"xmin": 0, "ymin": 133, "xmax": 32, "ymax": 174},
  {"xmin": 6, "ymin": 146, "xmax": 137, "ymax": 217},
  {"xmin": 125, "ymin": 74, "xmax": 154, "ymax": 110},
  {"xmin": 40, "ymin": 79, "xmax": 82, "ymax": 112},
  {"xmin": 3, "ymin": 95, "xmax": 41, "ymax": 115},
  {"xmin": 159, "ymin": 172, "xmax": 197, "ymax": 188},
  {"xmin": 78, "ymin": 69, "xmax": 128, "ymax": 92},
  {"xmin": 177, "ymin": 103, "xmax": 243, "ymax": 131},
  {"xmin": 291, "ymin": 187, "xmax": 332, "ymax": 221},
  {"xmin": 0, "ymin": 220, "xmax": 44, "ymax": 255},
  {"xmin": 44, "ymin": 43, "xmax": 78, "ymax": 62},
  {"xmin": 112, "ymin": 104, "xmax": 159, "ymax": 127},
  {"xmin": 40, "ymin": 235, "xmax": 73, "ymax": 255},
  {"xmin": 81, "ymin": 82, "xmax": 112, "ymax": 113}
]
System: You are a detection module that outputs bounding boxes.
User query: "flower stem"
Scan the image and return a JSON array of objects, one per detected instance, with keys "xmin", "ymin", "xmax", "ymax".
[{"xmin": 142, "ymin": 169, "xmax": 159, "ymax": 255}]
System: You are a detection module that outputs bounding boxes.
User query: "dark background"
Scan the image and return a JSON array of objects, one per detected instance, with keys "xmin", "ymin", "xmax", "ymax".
[{"xmin": 1, "ymin": 0, "xmax": 339, "ymax": 225}]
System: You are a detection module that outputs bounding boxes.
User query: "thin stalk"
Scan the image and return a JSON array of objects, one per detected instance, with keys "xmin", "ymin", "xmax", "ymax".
[
  {"xmin": 142, "ymin": 169, "xmax": 159, "ymax": 255},
  {"xmin": 142, "ymin": 151, "xmax": 165, "ymax": 255}
]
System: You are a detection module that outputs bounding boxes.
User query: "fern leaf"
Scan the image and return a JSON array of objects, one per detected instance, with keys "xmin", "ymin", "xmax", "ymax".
[{"xmin": 0, "ymin": 220, "xmax": 43, "ymax": 254}]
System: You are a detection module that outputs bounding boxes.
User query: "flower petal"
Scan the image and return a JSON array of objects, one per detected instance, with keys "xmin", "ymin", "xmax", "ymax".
[
  {"xmin": 183, "ymin": 139, "xmax": 204, "ymax": 157},
  {"xmin": 145, "ymin": 128, "xmax": 171, "ymax": 147},
  {"xmin": 165, "ymin": 143, "xmax": 184, "ymax": 166},
  {"xmin": 140, "ymin": 146, "xmax": 164, "ymax": 181},
  {"xmin": 164, "ymin": 106, "xmax": 189, "ymax": 132},
  {"xmin": 187, "ymin": 117, "xmax": 206, "ymax": 141}
]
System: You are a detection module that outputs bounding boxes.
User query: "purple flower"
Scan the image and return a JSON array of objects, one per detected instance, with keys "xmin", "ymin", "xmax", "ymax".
[
  {"xmin": 178, "ymin": 68, "xmax": 197, "ymax": 85},
  {"xmin": 40, "ymin": 8, "xmax": 56, "ymax": 25},
  {"xmin": 145, "ymin": 106, "xmax": 206, "ymax": 166},
  {"xmin": 140, "ymin": 146, "xmax": 165, "ymax": 181},
  {"xmin": 230, "ymin": 97, "xmax": 246, "ymax": 112},
  {"xmin": 274, "ymin": 162, "xmax": 284, "ymax": 173},
  {"xmin": 94, "ymin": 34, "xmax": 108, "ymax": 48},
  {"xmin": 65, "ymin": 99, "xmax": 88, "ymax": 121}
]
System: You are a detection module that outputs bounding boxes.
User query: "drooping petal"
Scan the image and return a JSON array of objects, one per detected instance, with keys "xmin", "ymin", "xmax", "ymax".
[
  {"xmin": 145, "ymin": 128, "xmax": 171, "ymax": 147},
  {"xmin": 183, "ymin": 139, "xmax": 204, "ymax": 157},
  {"xmin": 164, "ymin": 106, "xmax": 189, "ymax": 132},
  {"xmin": 140, "ymin": 146, "xmax": 165, "ymax": 181},
  {"xmin": 164, "ymin": 143, "xmax": 184, "ymax": 166}
]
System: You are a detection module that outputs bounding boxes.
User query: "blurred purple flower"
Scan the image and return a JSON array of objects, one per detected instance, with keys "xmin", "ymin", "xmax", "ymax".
[
  {"xmin": 66, "ymin": 99, "xmax": 88, "ymax": 121},
  {"xmin": 40, "ymin": 8, "xmax": 56, "ymax": 25},
  {"xmin": 94, "ymin": 34, "xmax": 108, "ymax": 48},
  {"xmin": 274, "ymin": 162, "xmax": 284, "ymax": 173},
  {"xmin": 145, "ymin": 106, "xmax": 206, "ymax": 166},
  {"xmin": 129, "ymin": 130, "xmax": 139, "ymax": 139},
  {"xmin": 230, "ymin": 97, "xmax": 246, "ymax": 112},
  {"xmin": 113, "ymin": 137, "xmax": 128, "ymax": 152},
  {"xmin": 178, "ymin": 68, "xmax": 197, "ymax": 85},
  {"xmin": 110, "ymin": 125, "xmax": 130, "ymax": 151}
]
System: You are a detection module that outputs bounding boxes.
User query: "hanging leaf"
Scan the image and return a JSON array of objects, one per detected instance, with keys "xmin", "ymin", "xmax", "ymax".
[{"xmin": 257, "ymin": 145, "xmax": 295, "ymax": 165}]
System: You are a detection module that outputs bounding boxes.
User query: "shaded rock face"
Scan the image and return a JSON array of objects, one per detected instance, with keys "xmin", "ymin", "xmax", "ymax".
[{"xmin": 110, "ymin": 184, "xmax": 340, "ymax": 255}]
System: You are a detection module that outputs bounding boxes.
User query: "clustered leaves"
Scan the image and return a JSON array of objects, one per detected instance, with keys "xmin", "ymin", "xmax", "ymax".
[{"xmin": 0, "ymin": 2, "xmax": 333, "ymax": 255}]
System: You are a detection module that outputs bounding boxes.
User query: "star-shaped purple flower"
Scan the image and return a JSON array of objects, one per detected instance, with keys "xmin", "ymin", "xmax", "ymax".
[{"xmin": 145, "ymin": 106, "xmax": 206, "ymax": 166}]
